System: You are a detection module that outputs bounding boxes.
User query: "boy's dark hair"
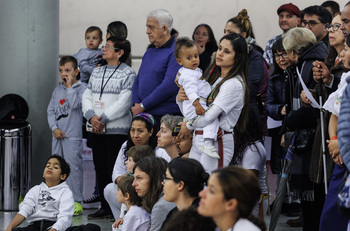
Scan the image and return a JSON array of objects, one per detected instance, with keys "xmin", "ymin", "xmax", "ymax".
[
  {"xmin": 118, "ymin": 175, "xmax": 142, "ymax": 207},
  {"xmin": 303, "ymin": 5, "xmax": 332, "ymax": 24},
  {"xmin": 46, "ymin": 154, "xmax": 70, "ymax": 182},
  {"xmin": 128, "ymin": 145, "xmax": 155, "ymax": 163},
  {"xmin": 321, "ymin": 1, "xmax": 340, "ymax": 16},
  {"xmin": 85, "ymin": 26, "xmax": 103, "ymax": 40},
  {"xmin": 174, "ymin": 37, "xmax": 196, "ymax": 59},
  {"xmin": 107, "ymin": 36, "xmax": 131, "ymax": 63},
  {"xmin": 59, "ymin": 56, "xmax": 78, "ymax": 70}
]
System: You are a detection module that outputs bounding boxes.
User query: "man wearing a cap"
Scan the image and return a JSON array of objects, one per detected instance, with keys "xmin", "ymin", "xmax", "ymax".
[{"xmin": 263, "ymin": 3, "xmax": 301, "ymax": 67}]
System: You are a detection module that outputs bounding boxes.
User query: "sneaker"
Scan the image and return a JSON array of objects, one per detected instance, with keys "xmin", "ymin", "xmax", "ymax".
[
  {"xmin": 201, "ymin": 145, "xmax": 220, "ymax": 159},
  {"xmin": 87, "ymin": 208, "xmax": 113, "ymax": 220},
  {"xmin": 74, "ymin": 202, "xmax": 83, "ymax": 216},
  {"xmin": 83, "ymin": 195, "xmax": 100, "ymax": 204}
]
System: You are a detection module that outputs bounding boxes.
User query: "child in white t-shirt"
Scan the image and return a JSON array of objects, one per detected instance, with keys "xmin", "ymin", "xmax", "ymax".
[
  {"xmin": 112, "ymin": 175, "xmax": 150, "ymax": 231},
  {"xmin": 175, "ymin": 37, "xmax": 219, "ymax": 159}
]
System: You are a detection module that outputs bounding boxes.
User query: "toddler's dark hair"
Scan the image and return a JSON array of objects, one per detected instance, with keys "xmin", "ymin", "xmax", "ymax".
[
  {"xmin": 175, "ymin": 37, "xmax": 196, "ymax": 59},
  {"xmin": 118, "ymin": 175, "xmax": 142, "ymax": 207},
  {"xmin": 85, "ymin": 26, "xmax": 103, "ymax": 40}
]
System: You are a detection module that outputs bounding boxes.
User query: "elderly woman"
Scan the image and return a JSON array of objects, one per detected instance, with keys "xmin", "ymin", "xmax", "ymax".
[
  {"xmin": 161, "ymin": 158, "xmax": 215, "ymax": 229},
  {"xmin": 157, "ymin": 114, "xmax": 192, "ymax": 159},
  {"xmin": 197, "ymin": 166, "xmax": 263, "ymax": 231},
  {"xmin": 281, "ymin": 27, "xmax": 328, "ymax": 230},
  {"xmin": 82, "ymin": 36, "xmax": 136, "ymax": 219}
]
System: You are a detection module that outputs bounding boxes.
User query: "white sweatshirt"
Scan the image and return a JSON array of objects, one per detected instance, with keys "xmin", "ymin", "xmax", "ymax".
[{"xmin": 18, "ymin": 181, "xmax": 74, "ymax": 231}]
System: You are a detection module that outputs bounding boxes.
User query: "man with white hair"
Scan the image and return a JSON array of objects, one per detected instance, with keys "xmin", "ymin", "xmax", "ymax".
[{"xmin": 132, "ymin": 9, "xmax": 181, "ymax": 126}]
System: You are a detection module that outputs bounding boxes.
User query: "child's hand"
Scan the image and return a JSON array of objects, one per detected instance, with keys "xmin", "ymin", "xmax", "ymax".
[
  {"xmin": 53, "ymin": 129, "xmax": 66, "ymax": 139},
  {"xmin": 113, "ymin": 218, "xmax": 124, "ymax": 228},
  {"xmin": 193, "ymin": 99, "xmax": 205, "ymax": 115},
  {"xmin": 64, "ymin": 74, "xmax": 75, "ymax": 88}
]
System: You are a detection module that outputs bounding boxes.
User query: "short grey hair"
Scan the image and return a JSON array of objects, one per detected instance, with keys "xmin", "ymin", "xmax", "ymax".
[
  {"xmin": 160, "ymin": 114, "xmax": 183, "ymax": 134},
  {"xmin": 147, "ymin": 9, "xmax": 173, "ymax": 33},
  {"xmin": 282, "ymin": 27, "xmax": 316, "ymax": 55}
]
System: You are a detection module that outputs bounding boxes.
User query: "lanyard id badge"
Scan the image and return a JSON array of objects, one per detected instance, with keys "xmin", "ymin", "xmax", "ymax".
[{"xmin": 94, "ymin": 101, "xmax": 104, "ymax": 109}]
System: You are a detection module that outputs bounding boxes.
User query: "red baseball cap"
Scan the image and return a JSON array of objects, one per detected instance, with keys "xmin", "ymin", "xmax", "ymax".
[{"xmin": 277, "ymin": 3, "xmax": 301, "ymax": 18}]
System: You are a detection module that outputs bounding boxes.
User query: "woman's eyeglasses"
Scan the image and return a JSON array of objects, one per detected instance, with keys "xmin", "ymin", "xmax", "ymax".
[
  {"xmin": 274, "ymin": 52, "xmax": 289, "ymax": 61},
  {"xmin": 326, "ymin": 23, "xmax": 341, "ymax": 32},
  {"xmin": 102, "ymin": 45, "xmax": 119, "ymax": 51},
  {"xmin": 162, "ymin": 175, "xmax": 175, "ymax": 183}
]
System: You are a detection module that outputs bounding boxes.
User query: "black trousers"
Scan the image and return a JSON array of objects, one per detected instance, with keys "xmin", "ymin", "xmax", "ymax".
[
  {"xmin": 90, "ymin": 133, "xmax": 127, "ymax": 212},
  {"xmin": 14, "ymin": 220, "xmax": 55, "ymax": 231}
]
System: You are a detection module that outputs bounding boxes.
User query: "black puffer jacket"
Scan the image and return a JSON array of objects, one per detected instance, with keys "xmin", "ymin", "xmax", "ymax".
[{"xmin": 265, "ymin": 73, "xmax": 285, "ymax": 121}]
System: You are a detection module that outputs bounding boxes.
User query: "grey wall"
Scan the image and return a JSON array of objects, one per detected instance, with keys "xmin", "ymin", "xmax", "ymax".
[{"xmin": 0, "ymin": 1, "xmax": 59, "ymax": 185}]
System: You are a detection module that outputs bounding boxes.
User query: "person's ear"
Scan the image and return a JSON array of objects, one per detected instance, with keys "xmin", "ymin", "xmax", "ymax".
[
  {"xmin": 176, "ymin": 57, "xmax": 183, "ymax": 66},
  {"xmin": 225, "ymin": 198, "xmax": 238, "ymax": 212},
  {"xmin": 149, "ymin": 128, "xmax": 154, "ymax": 136},
  {"xmin": 74, "ymin": 68, "xmax": 80, "ymax": 77},
  {"xmin": 178, "ymin": 181, "xmax": 185, "ymax": 191},
  {"xmin": 60, "ymin": 174, "xmax": 67, "ymax": 181},
  {"xmin": 117, "ymin": 49, "xmax": 125, "ymax": 60},
  {"xmin": 163, "ymin": 25, "xmax": 169, "ymax": 34},
  {"xmin": 99, "ymin": 38, "xmax": 103, "ymax": 45},
  {"xmin": 241, "ymin": 32, "xmax": 247, "ymax": 38},
  {"xmin": 125, "ymin": 192, "xmax": 130, "ymax": 201}
]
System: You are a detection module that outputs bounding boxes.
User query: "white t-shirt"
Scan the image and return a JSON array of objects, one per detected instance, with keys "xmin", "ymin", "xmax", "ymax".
[
  {"xmin": 122, "ymin": 205, "xmax": 151, "ymax": 231},
  {"xmin": 241, "ymin": 141, "xmax": 267, "ymax": 194},
  {"xmin": 186, "ymin": 76, "xmax": 244, "ymax": 132},
  {"xmin": 229, "ymin": 218, "xmax": 260, "ymax": 231}
]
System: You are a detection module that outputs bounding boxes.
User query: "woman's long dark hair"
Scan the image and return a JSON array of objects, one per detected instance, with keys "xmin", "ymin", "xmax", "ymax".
[
  {"xmin": 124, "ymin": 114, "xmax": 157, "ymax": 160},
  {"xmin": 204, "ymin": 33, "xmax": 249, "ymax": 132},
  {"xmin": 192, "ymin": 24, "xmax": 218, "ymax": 53},
  {"xmin": 133, "ymin": 156, "xmax": 168, "ymax": 213},
  {"xmin": 231, "ymin": 107, "xmax": 264, "ymax": 166}
]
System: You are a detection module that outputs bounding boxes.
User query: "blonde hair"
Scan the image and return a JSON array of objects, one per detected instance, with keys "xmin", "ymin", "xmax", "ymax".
[
  {"xmin": 282, "ymin": 27, "xmax": 317, "ymax": 55},
  {"xmin": 227, "ymin": 9, "xmax": 255, "ymax": 39}
]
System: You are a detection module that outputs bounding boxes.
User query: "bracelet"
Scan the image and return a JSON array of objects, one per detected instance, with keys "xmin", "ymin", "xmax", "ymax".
[{"xmin": 330, "ymin": 136, "xmax": 337, "ymax": 140}]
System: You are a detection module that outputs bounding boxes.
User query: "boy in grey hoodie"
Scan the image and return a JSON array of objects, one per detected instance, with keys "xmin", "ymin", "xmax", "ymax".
[
  {"xmin": 47, "ymin": 56, "xmax": 87, "ymax": 215},
  {"xmin": 5, "ymin": 155, "xmax": 74, "ymax": 231}
]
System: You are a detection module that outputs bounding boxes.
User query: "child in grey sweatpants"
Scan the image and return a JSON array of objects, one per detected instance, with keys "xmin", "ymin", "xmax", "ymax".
[{"xmin": 47, "ymin": 56, "xmax": 87, "ymax": 215}]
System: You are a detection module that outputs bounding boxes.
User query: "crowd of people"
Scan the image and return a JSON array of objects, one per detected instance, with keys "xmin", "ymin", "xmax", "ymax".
[{"xmin": 5, "ymin": 1, "xmax": 350, "ymax": 230}]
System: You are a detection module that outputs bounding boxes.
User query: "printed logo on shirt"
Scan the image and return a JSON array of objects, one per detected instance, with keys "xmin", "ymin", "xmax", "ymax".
[
  {"xmin": 38, "ymin": 190, "xmax": 55, "ymax": 206},
  {"xmin": 56, "ymin": 98, "xmax": 70, "ymax": 121}
]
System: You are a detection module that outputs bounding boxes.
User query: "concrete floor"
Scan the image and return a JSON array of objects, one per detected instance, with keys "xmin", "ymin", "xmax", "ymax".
[{"xmin": 0, "ymin": 143, "xmax": 302, "ymax": 230}]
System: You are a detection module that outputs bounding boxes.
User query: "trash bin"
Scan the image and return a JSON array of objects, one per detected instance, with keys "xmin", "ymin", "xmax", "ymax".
[
  {"xmin": 0, "ymin": 122, "xmax": 32, "ymax": 210},
  {"xmin": 0, "ymin": 94, "xmax": 31, "ymax": 211}
]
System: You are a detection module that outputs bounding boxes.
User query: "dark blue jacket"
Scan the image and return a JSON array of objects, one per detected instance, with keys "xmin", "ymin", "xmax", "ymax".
[{"xmin": 265, "ymin": 73, "xmax": 285, "ymax": 121}]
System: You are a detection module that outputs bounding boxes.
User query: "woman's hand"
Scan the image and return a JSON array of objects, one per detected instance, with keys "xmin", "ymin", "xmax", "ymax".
[
  {"xmin": 280, "ymin": 134, "xmax": 285, "ymax": 147},
  {"xmin": 300, "ymin": 90, "xmax": 311, "ymax": 105},
  {"xmin": 312, "ymin": 61, "xmax": 332, "ymax": 85},
  {"xmin": 280, "ymin": 105, "xmax": 286, "ymax": 116},
  {"xmin": 176, "ymin": 86, "xmax": 189, "ymax": 102},
  {"xmin": 333, "ymin": 153, "xmax": 343, "ymax": 166},
  {"xmin": 131, "ymin": 103, "xmax": 144, "ymax": 117},
  {"xmin": 196, "ymin": 43, "xmax": 205, "ymax": 55},
  {"xmin": 327, "ymin": 139, "xmax": 340, "ymax": 159},
  {"xmin": 177, "ymin": 122, "xmax": 192, "ymax": 140},
  {"xmin": 90, "ymin": 116, "xmax": 105, "ymax": 134}
]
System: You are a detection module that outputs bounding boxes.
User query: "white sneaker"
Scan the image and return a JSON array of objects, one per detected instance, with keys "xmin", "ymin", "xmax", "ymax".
[{"xmin": 200, "ymin": 145, "xmax": 220, "ymax": 159}]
